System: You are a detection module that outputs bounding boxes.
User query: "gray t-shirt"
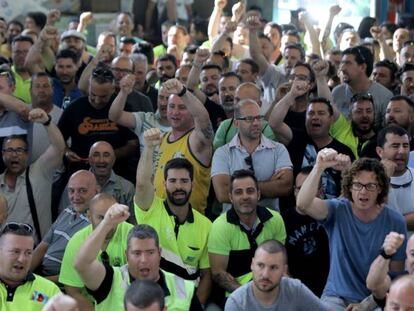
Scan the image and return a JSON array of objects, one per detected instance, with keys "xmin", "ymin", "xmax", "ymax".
[
  {"xmin": 332, "ymin": 81, "xmax": 393, "ymax": 129},
  {"xmin": 225, "ymin": 278, "xmax": 329, "ymax": 311}
]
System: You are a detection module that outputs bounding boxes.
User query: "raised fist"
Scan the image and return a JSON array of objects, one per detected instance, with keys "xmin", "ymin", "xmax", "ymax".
[
  {"xmin": 194, "ymin": 48, "xmax": 210, "ymax": 65},
  {"xmin": 119, "ymin": 74, "xmax": 136, "ymax": 95},
  {"xmin": 215, "ymin": 0, "xmax": 227, "ymax": 10},
  {"xmin": 382, "ymin": 232, "xmax": 405, "ymax": 257},
  {"xmin": 246, "ymin": 16, "xmax": 261, "ymax": 30},
  {"xmin": 312, "ymin": 60, "xmax": 329, "ymax": 78},
  {"xmin": 163, "ymin": 78, "xmax": 185, "ymax": 95},
  {"xmin": 104, "ymin": 203, "xmax": 130, "ymax": 226},
  {"xmin": 144, "ymin": 128, "xmax": 162, "ymax": 148},
  {"xmin": 329, "ymin": 5, "xmax": 342, "ymax": 16},
  {"xmin": 47, "ymin": 9, "xmax": 61, "ymax": 25},
  {"xmin": 80, "ymin": 12, "xmax": 94, "ymax": 26},
  {"xmin": 28, "ymin": 108, "xmax": 49, "ymax": 124}
]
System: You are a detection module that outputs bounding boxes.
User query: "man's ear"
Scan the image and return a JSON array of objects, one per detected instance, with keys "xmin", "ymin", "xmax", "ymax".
[{"xmin": 376, "ymin": 146, "xmax": 383, "ymax": 158}]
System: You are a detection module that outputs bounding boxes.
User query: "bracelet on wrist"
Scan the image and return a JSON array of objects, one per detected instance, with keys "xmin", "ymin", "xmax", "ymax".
[
  {"xmin": 177, "ymin": 86, "xmax": 187, "ymax": 97},
  {"xmin": 43, "ymin": 114, "xmax": 52, "ymax": 126},
  {"xmin": 379, "ymin": 247, "xmax": 392, "ymax": 260}
]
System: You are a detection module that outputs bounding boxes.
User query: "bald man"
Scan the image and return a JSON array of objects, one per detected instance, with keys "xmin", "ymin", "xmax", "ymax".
[
  {"xmin": 385, "ymin": 275, "xmax": 414, "ymax": 311},
  {"xmin": 31, "ymin": 170, "xmax": 100, "ymax": 282},
  {"xmin": 58, "ymin": 141, "xmax": 135, "ymax": 218}
]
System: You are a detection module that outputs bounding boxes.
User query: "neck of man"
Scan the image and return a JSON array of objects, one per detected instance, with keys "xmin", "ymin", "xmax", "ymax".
[
  {"xmin": 4, "ymin": 170, "xmax": 21, "ymax": 189},
  {"xmin": 311, "ymin": 135, "xmax": 332, "ymax": 149},
  {"xmin": 15, "ymin": 68, "xmax": 30, "ymax": 80},
  {"xmin": 348, "ymin": 76, "xmax": 371, "ymax": 93},
  {"xmin": 225, "ymin": 110, "xmax": 234, "ymax": 119},
  {"xmin": 171, "ymin": 127, "xmax": 192, "ymax": 142},
  {"xmin": 352, "ymin": 203, "xmax": 383, "ymax": 223},
  {"xmin": 292, "ymin": 95, "xmax": 309, "ymax": 112},
  {"xmin": 62, "ymin": 80, "xmax": 76, "ymax": 95},
  {"xmin": 239, "ymin": 135, "xmax": 260, "ymax": 154},
  {"xmin": 392, "ymin": 166, "xmax": 407, "ymax": 177},
  {"xmin": 33, "ymin": 101, "xmax": 53, "ymax": 114},
  {"xmin": 251, "ymin": 281, "xmax": 280, "ymax": 306},
  {"xmin": 167, "ymin": 200, "xmax": 190, "ymax": 223},
  {"xmin": 270, "ymin": 49, "xmax": 282, "ymax": 64},
  {"xmin": 237, "ymin": 212, "xmax": 258, "ymax": 229},
  {"xmin": 0, "ymin": 276, "xmax": 24, "ymax": 289},
  {"xmin": 354, "ymin": 128, "xmax": 375, "ymax": 140},
  {"xmin": 96, "ymin": 174, "xmax": 110, "ymax": 187}
]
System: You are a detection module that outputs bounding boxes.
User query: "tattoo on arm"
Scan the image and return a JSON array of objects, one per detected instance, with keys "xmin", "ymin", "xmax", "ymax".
[
  {"xmin": 201, "ymin": 123, "xmax": 214, "ymax": 140},
  {"xmin": 213, "ymin": 272, "xmax": 240, "ymax": 293}
]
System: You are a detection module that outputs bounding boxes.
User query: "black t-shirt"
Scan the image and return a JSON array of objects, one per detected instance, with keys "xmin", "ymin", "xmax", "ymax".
[
  {"xmin": 124, "ymin": 90, "xmax": 154, "ymax": 113},
  {"xmin": 58, "ymin": 95, "xmax": 137, "ymax": 158},
  {"xmin": 142, "ymin": 82, "xmax": 159, "ymax": 112},
  {"xmin": 280, "ymin": 203, "xmax": 330, "ymax": 297},
  {"xmin": 284, "ymin": 110, "xmax": 306, "ymax": 132},
  {"xmin": 288, "ymin": 129, "xmax": 355, "ymax": 198},
  {"xmin": 204, "ymin": 97, "xmax": 226, "ymax": 132}
]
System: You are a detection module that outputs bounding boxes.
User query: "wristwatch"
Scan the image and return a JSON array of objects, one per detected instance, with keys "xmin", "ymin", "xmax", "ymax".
[{"xmin": 43, "ymin": 114, "xmax": 52, "ymax": 126}]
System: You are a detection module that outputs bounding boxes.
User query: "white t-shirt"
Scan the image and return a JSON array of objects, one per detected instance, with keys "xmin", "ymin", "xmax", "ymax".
[{"xmin": 151, "ymin": 0, "xmax": 193, "ymax": 21}]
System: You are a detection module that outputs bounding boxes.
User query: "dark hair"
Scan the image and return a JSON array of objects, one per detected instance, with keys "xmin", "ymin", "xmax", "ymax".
[
  {"xmin": 374, "ymin": 59, "xmax": 398, "ymax": 80},
  {"xmin": 30, "ymin": 71, "xmax": 52, "ymax": 90},
  {"xmin": 220, "ymin": 71, "xmax": 242, "ymax": 84},
  {"xmin": 343, "ymin": 45, "xmax": 374, "ymax": 77},
  {"xmin": 293, "ymin": 61, "xmax": 316, "ymax": 83},
  {"xmin": 161, "ymin": 20, "xmax": 174, "ymax": 29},
  {"xmin": 258, "ymin": 32, "xmax": 271, "ymax": 44},
  {"xmin": 0, "ymin": 222, "xmax": 33, "ymax": 241},
  {"xmin": 327, "ymin": 49, "xmax": 342, "ymax": 57},
  {"xmin": 0, "ymin": 69, "xmax": 16, "ymax": 87},
  {"xmin": 256, "ymin": 240, "xmax": 287, "ymax": 263},
  {"xmin": 26, "ymin": 11, "xmax": 47, "ymax": 30},
  {"xmin": 341, "ymin": 158, "xmax": 389, "ymax": 205},
  {"xmin": 229, "ymin": 169, "xmax": 258, "ymax": 193},
  {"xmin": 133, "ymin": 41, "xmax": 154, "ymax": 65},
  {"xmin": 124, "ymin": 280, "xmax": 165, "ymax": 310},
  {"xmin": 248, "ymin": 5, "xmax": 263, "ymax": 14},
  {"xmin": 91, "ymin": 66, "xmax": 115, "ymax": 84},
  {"xmin": 380, "ymin": 22, "xmax": 398, "ymax": 36},
  {"xmin": 7, "ymin": 20, "xmax": 24, "ymax": 32},
  {"xmin": 225, "ymin": 36, "xmax": 233, "ymax": 50},
  {"xmin": 12, "ymin": 35, "xmax": 34, "ymax": 45},
  {"xmin": 284, "ymin": 43, "xmax": 305, "ymax": 60},
  {"xmin": 239, "ymin": 58, "xmax": 259, "ymax": 75},
  {"xmin": 157, "ymin": 54, "xmax": 177, "ymax": 70},
  {"xmin": 283, "ymin": 30, "xmax": 300, "ymax": 42},
  {"xmin": 127, "ymin": 224, "xmax": 159, "ymax": 250},
  {"xmin": 55, "ymin": 49, "xmax": 80, "ymax": 64},
  {"xmin": 164, "ymin": 157, "xmax": 194, "ymax": 181},
  {"xmin": 2, "ymin": 134, "xmax": 28, "ymax": 150},
  {"xmin": 281, "ymin": 23, "xmax": 297, "ymax": 33},
  {"xmin": 334, "ymin": 23, "xmax": 354, "ymax": 45},
  {"xmin": 358, "ymin": 16, "xmax": 377, "ymax": 39},
  {"xmin": 308, "ymin": 97, "xmax": 333, "ymax": 115},
  {"xmin": 191, "ymin": 17, "xmax": 208, "ymax": 37},
  {"xmin": 265, "ymin": 22, "xmax": 283, "ymax": 38},
  {"xmin": 120, "ymin": 36, "xmax": 136, "ymax": 45},
  {"xmin": 201, "ymin": 63, "xmax": 222, "ymax": 73},
  {"xmin": 399, "ymin": 63, "xmax": 414, "ymax": 79},
  {"xmin": 389, "ymin": 95, "xmax": 414, "ymax": 111},
  {"xmin": 377, "ymin": 125, "xmax": 409, "ymax": 148},
  {"xmin": 184, "ymin": 45, "xmax": 198, "ymax": 54}
]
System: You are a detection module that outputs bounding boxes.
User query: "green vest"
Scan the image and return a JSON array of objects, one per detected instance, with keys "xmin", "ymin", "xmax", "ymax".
[{"xmin": 96, "ymin": 266, "xmax": 195, "ymax": 311}]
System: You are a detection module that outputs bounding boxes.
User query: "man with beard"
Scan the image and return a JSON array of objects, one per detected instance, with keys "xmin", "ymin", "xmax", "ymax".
[
  {"xmin": 208, "ymin": 170, "xmax": 286, "ymax": 304},
  {"xmin": 225, "ymin": 240, "xmax": 329, "ymax": 311},
  {"xmin": 214, "ymin": 82, "xmax": 275, "ymax": 149},
  {"xmin": 372, "ymin": 60, "xmax": 399, "ymax": 94},
  {"xmin": 11, "ymin": 35, "xmax": 33, "ymax": 104},
  {"xmin": 376, "ymin": 126, "xmax": 414, "ymax": 230},
  {"xmin": 270, "ymin": 97, "xmax": 355, "ymax": 198},
  {"xmin": 400, "ymin": 63, "xmax": 414, "ymax": 98},
  {"xmin": 58, "ymin": 141, "xmax": 135, "ymax": 216},
  {"xmin": 156, "ymin": 54, "xmax": 177, "ymax": 86},
  {"xmin": 330, "ymin": 93, "xmax": 377, "ymax": 159},
  {"xmin": 212, "ymin": 98, "xmax": 293, "ymax": 212},
  {"xmin": 59, "ymin": 193, "xmax": 133, "ymax": 311},
  {"xmin": 52, "ymin": 49, "xmax": 82, "ymax": 108},
  {"xmin": 29, "ymin": 72, "xmax": 63, "ymax": 161},
  {"xmin": 134, "ymin": 128, "xmax": 212, "ymax": 306},
  {"xmin": 0, "ymin": 20, "xmax": 23, "ymax": 59},
  {"xmin": 332, "ymin": 45, "xmax": 393, "ymax": 129},
  {"xmin": 187, "ymin": 48, "xmax": 227, "ymax": 131},
  {"xmin": 399, "ymin": 41, "xmax": 414, "ymax": 67},
  {"xmin": 385, "ymin": 95, "xmax": 414, "ymax": 149}
]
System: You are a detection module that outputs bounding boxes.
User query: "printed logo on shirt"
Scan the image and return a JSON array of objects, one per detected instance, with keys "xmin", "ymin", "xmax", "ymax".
[
  {"xmin": 78, "ymin": 117, "xmax": 119, "ymax": 135},
  {"xmin": 31, "ymin": 291, "xmax": 49, "ymax": 304}
]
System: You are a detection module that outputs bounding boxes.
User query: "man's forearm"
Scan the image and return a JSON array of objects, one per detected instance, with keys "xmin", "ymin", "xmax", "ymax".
[
  {"xmin": 197, "ymin": 269, "xmax": 212, "ymax": 305},
  {"xmin": 258, "ymin": 171, "xmax": 293, "ymax": 198},
  {"xmin": 268, "ymin": 93, "xmax": 294, "ymax": 130},
  {"xmin": 212, "ymin": 271, "xmax": 241, "ymax": 293},
  {"xmin": 46, "ymin": 122, "xmax": 66, "ymax": 155},
  {"xmin": 108, "ymin": 91, "xmax": 128, "ymax": 122},
  {"xmin": 366, "ymin": 255, "xmax": 390, "ymax": 294}
]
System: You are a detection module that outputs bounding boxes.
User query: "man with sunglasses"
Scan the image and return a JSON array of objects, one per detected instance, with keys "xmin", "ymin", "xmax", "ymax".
[
  {"xmin": 376, "ymin": 126, "xmax": 414, "ymax": 231},
  {"xmin": 0, "ymin": 222, "xmax": 61, "ymax": 310},
  {"xmin": 212, "ymin": 98, "xmax": 293, "ymax": 212}
]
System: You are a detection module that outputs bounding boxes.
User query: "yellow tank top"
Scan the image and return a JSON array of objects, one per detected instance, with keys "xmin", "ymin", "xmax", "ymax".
[{"xmin": 154, "ymin": 130, "xmax": 211, "ymax": 214}]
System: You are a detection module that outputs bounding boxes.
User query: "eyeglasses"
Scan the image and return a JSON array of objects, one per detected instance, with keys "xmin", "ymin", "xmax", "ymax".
[
  {"xmin": 2, "ymin": 147, "xmax": 28, "ymax": 155},
  {"xmin": 350, "ymin": 92, "xmax": 373, "ymax": 103},
  {"xmin": 92, "ymin": 68, "xmax": 114, "ymax": 80},
  {"xmin": 2, "ymin": 222, "xmax": 33, "ymax": 234},
  {"xmin": 111, "ymin": 67, "xmax": 133, "ymax": 74},
  {"xmin": 390, "ymin": 169, "xmax": 413, "ymax": 189},
  {"xmin": 236, "ymin": 115, "xmax": 265, "ymax": 123},
  {"xmin": 244, "ymin": 155, "xmax": 254, "ymax": 172},
  {"xmin": 351, "ymin": 182, "xmax": 379, "ymax": 192}
]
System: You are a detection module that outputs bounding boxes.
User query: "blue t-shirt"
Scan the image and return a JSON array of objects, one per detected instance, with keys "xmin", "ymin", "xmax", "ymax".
[{"xmin": 321, "ymin": 197, "xmax": 407, "ymax": 301}]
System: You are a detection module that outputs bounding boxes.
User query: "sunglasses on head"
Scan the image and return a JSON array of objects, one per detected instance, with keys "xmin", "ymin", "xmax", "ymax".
[{"xmin": 2, "ymin": 222, "xmax": 33, "ymax": 234}]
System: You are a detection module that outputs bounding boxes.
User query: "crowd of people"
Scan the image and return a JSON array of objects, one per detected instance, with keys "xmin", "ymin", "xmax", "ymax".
[{"xmin": 0, "ymin": 0, "xmax": 414, "ymax": 310}]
